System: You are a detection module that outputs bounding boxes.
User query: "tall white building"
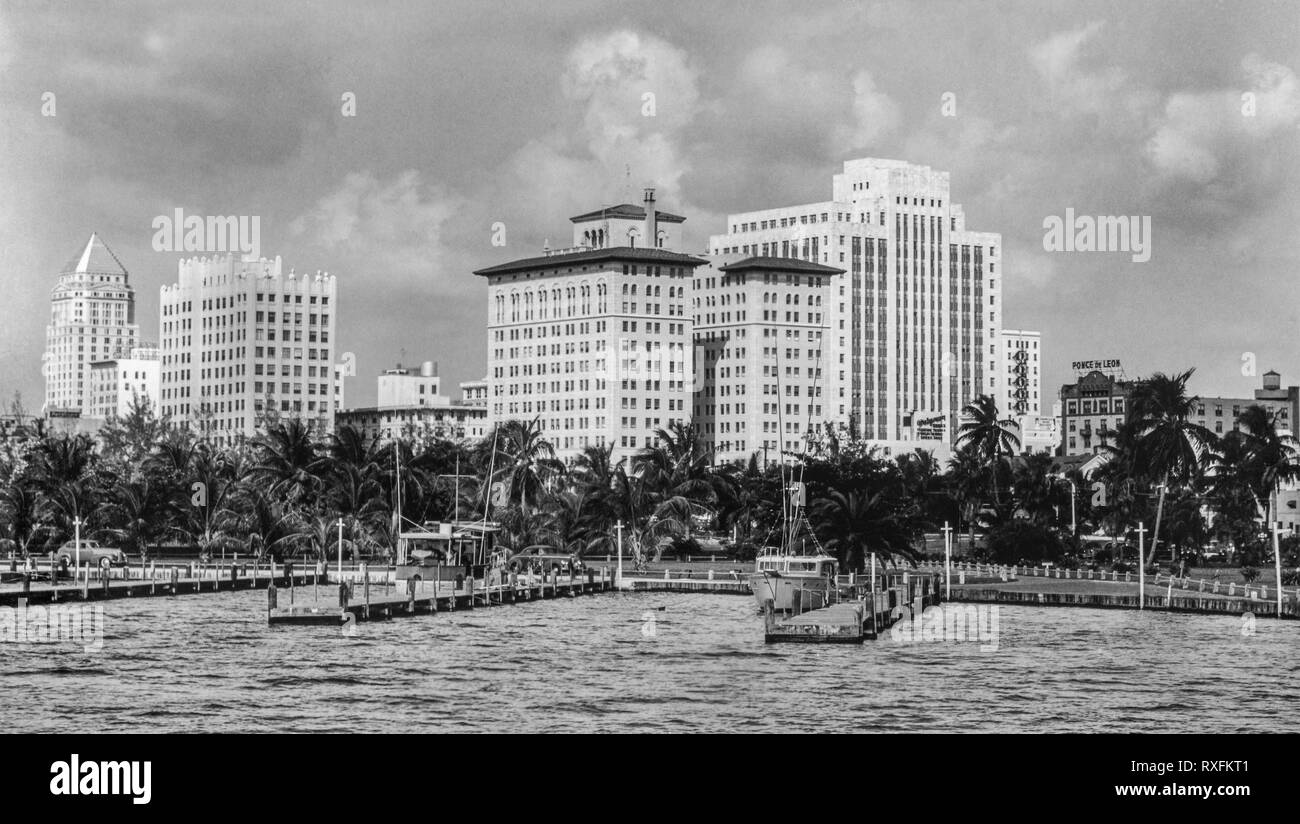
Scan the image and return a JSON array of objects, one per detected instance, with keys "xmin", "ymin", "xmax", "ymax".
[
  {"xmin": 707, "ymin": 158, "xmax": 1002, "ymax": 447},
  {"xmin": 476, "ymin": 190, "xmax": 706, "ymax": 462},
  {"xmin": 159, "ymin": 254, "xmax": 337, "ymax": 444},
  {"xmin": 43, "ymin": 234, "xmax": 140, "ymax": 415},
  {"xmin": 998, "ymin": 329, "xmax": 1041, "ymax": 418},
  {"xmin": 86, "ymin": 346, "xmax": 161, "ymax": 420},
  {"xmin": 692, "ymin": 256, "xmax": 841, "ymax": 465}
]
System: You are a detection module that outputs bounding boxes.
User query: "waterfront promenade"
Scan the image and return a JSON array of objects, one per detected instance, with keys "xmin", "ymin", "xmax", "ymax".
[{"xmin": 918, "ymin": 561, "xmax": 1300, "ymax": 618}]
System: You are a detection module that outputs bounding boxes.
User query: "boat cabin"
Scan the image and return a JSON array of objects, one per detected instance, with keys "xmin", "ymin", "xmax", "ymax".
[
  {"xmin": 754, "ymin": 555, "xmax": 837, "ymax": 576},
  {"xmin": 395, "ymin": 521, "xmax": 501, "ymax": 582}
]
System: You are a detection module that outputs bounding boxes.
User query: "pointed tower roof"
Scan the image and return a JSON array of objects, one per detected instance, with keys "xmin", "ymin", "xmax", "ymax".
[{"xmin": 60, "ymin": 233, "xmax": 128, "ymax": 277}]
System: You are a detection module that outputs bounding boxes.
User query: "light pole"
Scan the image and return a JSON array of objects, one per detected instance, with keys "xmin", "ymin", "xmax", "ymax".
[
  {"xmin": 941, "ymin": 521, "xmax": 953, "ymax": 599},
  {"xmin": 615, "ymin": 520, "xmax": 624, "ymax": 586},
  {"xmin": 336, "ymin": 517, "xmax": 344, "ymax": 581},
  {"xmin": 1136, "ymin": 521, "xmax": 1148, "ymax": 611},
  {"xmin": 1271, "ymin": 503, "xmax": 1283, "ymax": 620},
  {"xmin": 1067, "ymin": 479, "xmax": 1077, "ymax": 536},
  {"xmin": 1052, "ymin": 475, "xmax": 1077, "ymax": 536},
  {"xmin": 73, "ymin": 516, "xmax": 82, "ymax": 571}
]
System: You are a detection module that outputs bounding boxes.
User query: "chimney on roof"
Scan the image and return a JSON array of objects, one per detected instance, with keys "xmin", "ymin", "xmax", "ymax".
[{"xmin": 643, "ymin": 188, "xmax": 657, "ymax": 249}]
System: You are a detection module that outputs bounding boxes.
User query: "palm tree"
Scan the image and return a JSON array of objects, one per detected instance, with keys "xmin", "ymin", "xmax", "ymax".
[
  {"xmin": 251, "ymin": 419, "xmax": 328, "ymax": 507},
  {"xmin": 955, "ymin": 395, "xmax": 1020, "ymax": 508},
  {"xmin": 179, "ymin": 445, "xmax": 247, "ymax": 561},
  {"xmin": 491, "ymin": 418, "xmax": 564, "ymax": 521},
  {"xmin": 1129, "ymin": 369, "xmax": 1212, "ymax": 567},
  {"xmin": 27, "ymin": 433, "xmax": 96, "ymax": 494},
  {"xmin": 242, "ymin": 496, "xmax": 307, "ymax": 562},
  {"xmin": 945, "ymin": 449, "xmax": 987, "ymax": 554},
  {"xmin": 37, "ymin": 479, "xmax": 107, "ymax": 553},
  {"xmin": 103, "ymin": 478, "xmax": 176, "ymax": 561},
  {"xmin": 146, "ymin": 427, "xmax": 200, "ymax": 482},
  {"xmin": 1008, "ymin": 453, "xmax": 1062, "ymax": 525},
  {"xmin": 896, "ymin": 448, "xmax": 942, "ymax": 550},
  {"xmin": 634, "ymin": 421, "xmax": 731, "ymax": 537},
  {"xmin": 1235, "ymin": 404, "xmax": 1300, "ymax": 606},
  {"xmin": 541, "ymin": 490, "xmax": 590, "ymax": 554},
  {"xmin": 812, "ymin": 488, "xmax": 917, "ymax": 571},
  {"xmin": 1205, "ymin": 431, "xmax": 1259, "ymax": 563},
  {"xmin": 0, "ymin": 484, "xmax": 46, "ymax": 559}
]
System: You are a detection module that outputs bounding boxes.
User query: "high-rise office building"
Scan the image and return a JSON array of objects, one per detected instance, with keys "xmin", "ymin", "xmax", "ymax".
[
  {"xmin": 476, "ymin": 189, "xmax": 706, "ymax": 462},
  {"xmin": 691, "ymin": 256, "xmax": 841, "ymax": 464},
  {"xmin": 707, "ymin": 158, "xmax": 1002, "ymax": 447},
  {"xmin": 159, "ymin": 254, "xmax": 337, "ymax": 443},
  {"xmin": 43, "ymin": 234, "xmax": 140, "ymax": 415}
]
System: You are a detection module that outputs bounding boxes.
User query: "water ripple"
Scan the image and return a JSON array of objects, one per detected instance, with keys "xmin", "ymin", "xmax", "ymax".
[{"xmin": 1, "ymin": 591, "xmax": 1297, "ymax": 732}]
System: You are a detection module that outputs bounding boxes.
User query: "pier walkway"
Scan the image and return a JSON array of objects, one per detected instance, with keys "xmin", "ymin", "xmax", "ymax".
[
  {"xmin": 0, "ymin": 560, "xmax": 317, "ymax": 607},
  {"xmin": 764, "ymin": 571, "xmax": 941, "ymax": 643},
  {"xmin": 267, "ymin": 567, "xmax": 616, "ymax": 626}
]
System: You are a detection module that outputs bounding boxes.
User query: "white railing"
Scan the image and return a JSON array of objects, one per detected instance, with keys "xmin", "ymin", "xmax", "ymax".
[{"xmin": 915, "ymin": 560, "xmax": 1300, "ymax": 602}]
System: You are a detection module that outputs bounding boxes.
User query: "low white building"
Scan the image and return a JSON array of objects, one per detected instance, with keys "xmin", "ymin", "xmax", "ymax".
[
  {"xmin": 336, "ymin": 361, "xmax": 488, "ymax": 442},
  {"xmin": 86, "ymin": 346, "xmax": 161, "ymax": 419}
]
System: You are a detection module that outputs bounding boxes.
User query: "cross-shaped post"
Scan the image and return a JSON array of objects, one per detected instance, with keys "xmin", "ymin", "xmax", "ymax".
[
  {"xmin": 73, "ymin": 516, "xmax": 83, "ymax": 571},
  {"xmin": 615, "ymin": 520, "xmax": 624, "ymax": 586},
  {"xmin": 336, "ymin": 517, "xmax": 345, "ymax": 582},
  {"xmin": 1135, "ymin": 521, "xmax": 1148, "ymax": 611},
  {"xmin": 940, "ymin": 521, "xmax": 954, "ymax": 599}
]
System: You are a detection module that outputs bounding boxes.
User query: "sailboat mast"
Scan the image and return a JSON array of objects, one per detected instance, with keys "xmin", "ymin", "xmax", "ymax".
[
  {"xmin": 774, "ymin": 344, "xmax": 788, "ymax": 554},
  {"xmin": 792, "ymin": 315, "xmax": 828, "ymax": 554}
]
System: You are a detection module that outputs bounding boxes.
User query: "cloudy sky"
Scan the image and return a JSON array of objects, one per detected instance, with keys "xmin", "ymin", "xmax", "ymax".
[{"xmin": 1, "ymin": 0, "xmax": 1297, "ymax": 412}]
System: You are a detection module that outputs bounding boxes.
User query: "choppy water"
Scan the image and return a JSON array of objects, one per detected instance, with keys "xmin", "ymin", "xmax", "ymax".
[{"xmin": 2, "ymin": 590, "xmax": 1296, "ymax": 733}]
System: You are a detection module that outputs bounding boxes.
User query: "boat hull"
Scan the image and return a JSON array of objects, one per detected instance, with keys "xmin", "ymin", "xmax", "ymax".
[{"xmin": 748, "ymin": 573, "xmax": 833, "ymax": 613}]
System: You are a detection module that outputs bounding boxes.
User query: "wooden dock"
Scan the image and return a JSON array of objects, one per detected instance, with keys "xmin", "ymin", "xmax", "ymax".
[
  {"xmin": 267, "ymin": 568, "xmax": 615, "ymax": 626},
  {"xmin": 764, "ymin": 571, "xmax": 940, "ymax": 643},
  {"xmin": 620, "ymin": 575, "xmax": 751, "ymax": 594},
  {"xmin": 0, "ymin": 563, "xmax": 319, "ymax": 607}
]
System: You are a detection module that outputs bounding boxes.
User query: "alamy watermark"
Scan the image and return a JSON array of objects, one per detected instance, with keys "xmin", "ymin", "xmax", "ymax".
[
  {"xmin": 1042, "ymin": 208, "xmax": 1151, "ymax": 263},
  {"xmin": 50, "ymin": 755, "xmax": 151, "ymax": 805},
  {"xmin": 152, "ymin": 209, "xmax": 261, "ymax": 260},
  {"xmin": 0, "ymin": 603, "xmax": 104, "ymax": 652},
  {"xmin": 890, "ymin": 604, "xmax": 1000, "ymax": 652}
]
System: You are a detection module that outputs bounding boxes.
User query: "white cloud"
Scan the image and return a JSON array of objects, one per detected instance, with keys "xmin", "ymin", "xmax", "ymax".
[
  {"xmin": 289, "ymin": 170, "xmax": 464, "ymax": 283},
  {"xmin": 835, "ymin": 70, "xmax": 900, "ymax": 151},
  {"xmin": 1146, "ymin": 55, "xmax": 1300, "ymax": 183},
  {"xmin": 1029, "ymin": 21, "xmax": 1145, "ymax": 121},
  {"xmin": 552, "ymin": 29, "xmax": 701, "ymax": 204}
]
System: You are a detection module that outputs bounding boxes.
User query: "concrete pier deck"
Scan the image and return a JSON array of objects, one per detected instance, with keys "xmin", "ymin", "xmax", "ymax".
[
  {"xmin": 267, "ymin": 570, "xmax": 615, "ymax": 626},
  {"xmin": 763, "ymin": 572, "xmax": 941, "ymax": 643}
]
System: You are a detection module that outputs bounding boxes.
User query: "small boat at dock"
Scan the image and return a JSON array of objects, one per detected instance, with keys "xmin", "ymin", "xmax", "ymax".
[{"xmin": 748, "ymin": 551, "xmax": 838, "ymax": 612}]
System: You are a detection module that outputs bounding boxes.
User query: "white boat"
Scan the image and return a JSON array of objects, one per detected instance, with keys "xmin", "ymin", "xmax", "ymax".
[{"xmin": 749, "ymin": 551, "xmax": 838, "ymax": 613}]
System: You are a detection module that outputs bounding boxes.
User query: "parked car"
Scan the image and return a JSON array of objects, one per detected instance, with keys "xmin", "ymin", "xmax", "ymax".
[
  {"xmin": 506, "ymin": 546, "xmax": 584, "ymax": 575},
  {"xmin": 56, "ymin": 540, "xmax": 127, "ymax": 569}
]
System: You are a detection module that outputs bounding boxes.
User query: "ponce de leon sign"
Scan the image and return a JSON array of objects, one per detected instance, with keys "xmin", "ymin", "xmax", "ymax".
[{"xmin": 1072, "ymin": 359, "xmax": 1121, "ymax": 372}]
